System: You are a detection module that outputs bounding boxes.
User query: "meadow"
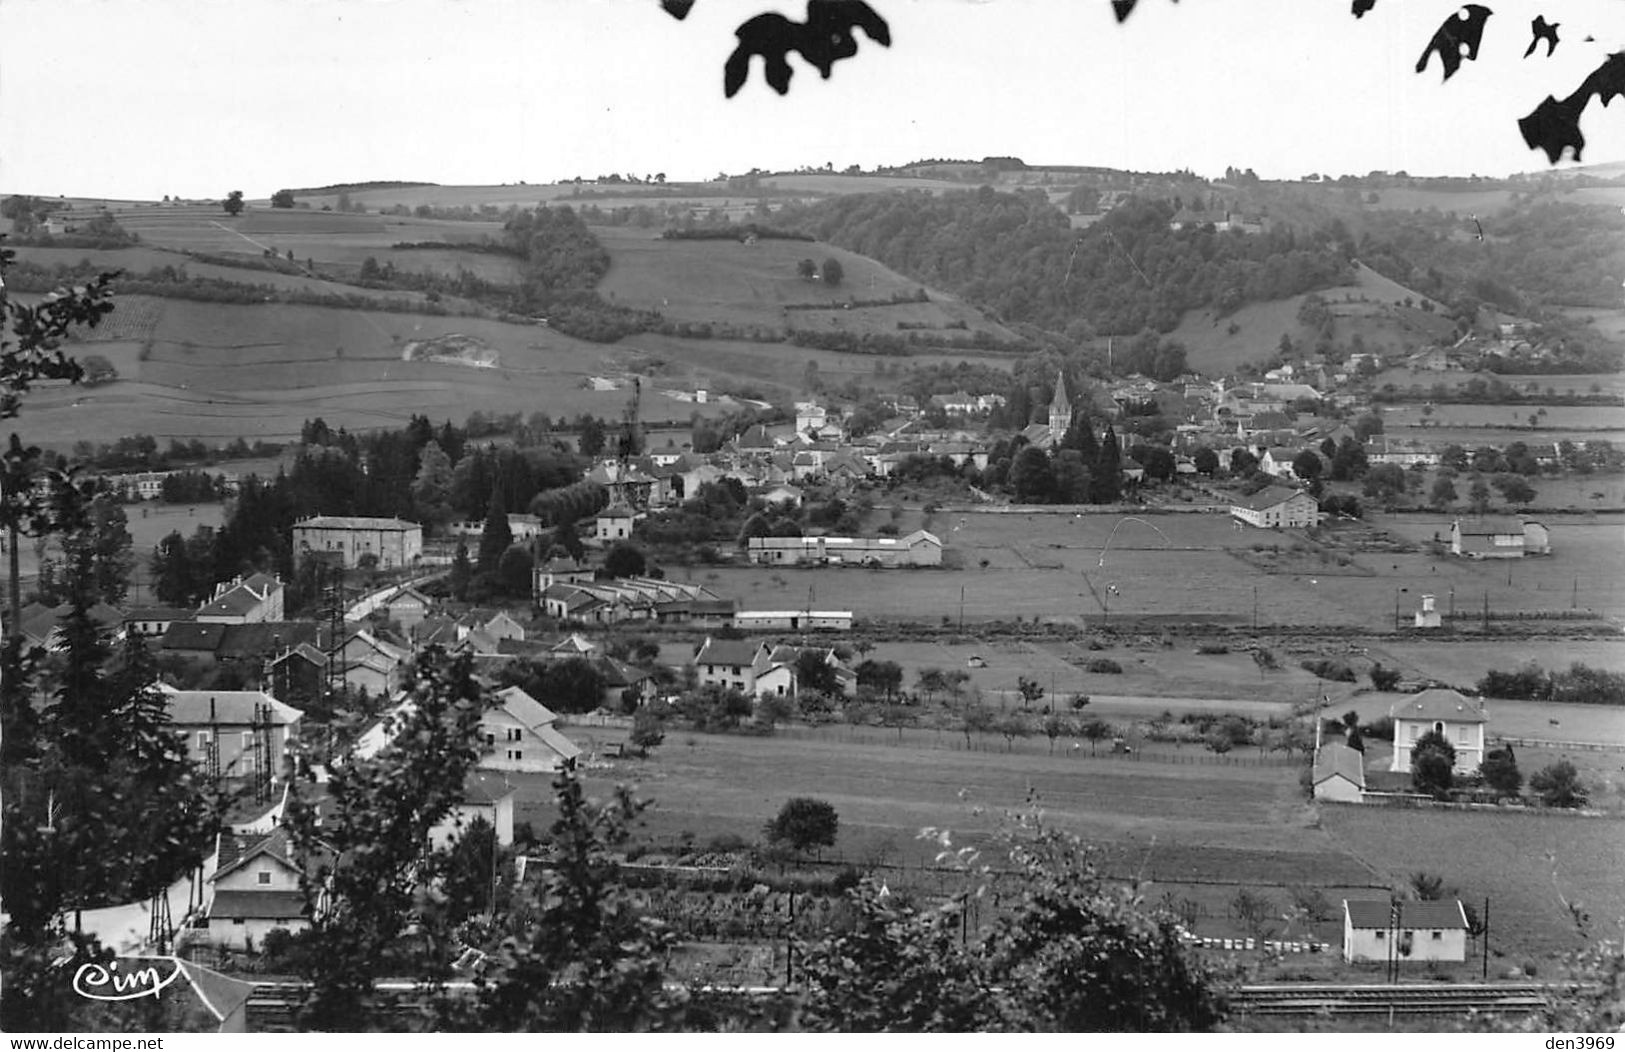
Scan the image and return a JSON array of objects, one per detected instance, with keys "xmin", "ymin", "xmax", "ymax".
[
  {"xmin": 1322, "ymin": 806, "xmax": 1625, "ymax": 958},
  {"xmin": 18, "ymin": 300, "xmax": 728, "ymax": 448},
  {"xmin": 594, "ymin": 226, "xmax": 1017, "ymax": 339},
  {"xmin": 1171, "ymin": 263, "xmax": 1443, "ymax": 375}
]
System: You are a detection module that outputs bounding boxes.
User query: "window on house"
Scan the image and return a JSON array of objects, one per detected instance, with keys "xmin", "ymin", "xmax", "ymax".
[
  {"xmin": 1431, "ymin": 931, "xmax": 1442, "ymax": 940},
  {"xmin": 1374, "ymin": 931, "xmax": 1385, "ymax": 940},
  {"xmin": 232, "ymin": 918, "xmax": 245, "ymax": 926},
  {"xmin": 507, "ymin": 749, "xmax": 522, "ymax": 761},
  {"xmin": 1408, "ymin": 726, "xmax": 1419, "ymax": 741},
  {"xmin": 257, "ymin": 871, "xmax": 272, "ymax": 886},
  {"xmin": 1457, "ymin": 727, "xmax": 1468, "ymax": 743},
  {"xmin": 485, "ymin": 733, "xmax": 495, "ymax": 746},
  {"xmin": 506, "ymin": 728, "xmax": 522, "ymax": 742},
  {"xmin": 197, "ymin": 731, "xmax": 210, "ymax": 749}
]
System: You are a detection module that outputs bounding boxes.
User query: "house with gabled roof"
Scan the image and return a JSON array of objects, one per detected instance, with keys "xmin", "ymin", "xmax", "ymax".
[
  {"xmin": 195, "ymin": 573, "xmax": 284, "ymax": 625},
  {"xmin": 480, "ymin": 686, "xmax": 583, "ymax": 774},
  {"xmin": 694, "ymin": 637, "xmax": 772, "ymax": 694},
  {"xmin": 1389, "ymin": 690, "xmax": 1488, "ymax": 773},
  {"xmin": 161, "ymin": 688, "xmax": 303, "ymax": 781},
  {"xmin": 595, "ymin": 502, "xmax": 637, "ymax": 544},
  {"xmin": 206, "ymin": 829, "xmax": 316, "ymax": 949},
  {"xmin": 1312, "ymin": 743, "xmax": 1366, "ymax": 803},
  {"xmin": 1342, "ymin": 899, "xmax": 1469, "ymax": 963},
  {"xmin": 124, "ymin": 605, "xmax": 196, "ymax": 639},
  {"xmin": 754, "ymin": 644, "xmax": 856, "ymax": 700}
]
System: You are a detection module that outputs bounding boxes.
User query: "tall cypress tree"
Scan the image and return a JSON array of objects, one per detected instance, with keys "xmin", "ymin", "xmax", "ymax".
[
  {"xmin": 1091, "ymin": 425, "xmax": 1123, "ymax": 504},
  {"xmin": 477, "ymin": 489, "xmax": 512, "ymax": 574}
]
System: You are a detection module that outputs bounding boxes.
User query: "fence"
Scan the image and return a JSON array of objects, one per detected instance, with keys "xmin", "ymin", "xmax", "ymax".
[{"xmin": 1495, "ymin": 736, "xmax": 1625, "ymax": 753}]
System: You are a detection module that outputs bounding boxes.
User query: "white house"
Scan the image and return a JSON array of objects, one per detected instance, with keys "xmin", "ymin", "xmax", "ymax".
[
  {"xmin": 1230, "ymin": 486, "xmax": 1319, "ymax": 529},
  {"xmin": 479, "ymin": 686, "xmax": 583, "ymax": 774},
  {"xmin": 693, "ymin": 637, "xmax": 770, "ymax": 694},
  {"xmin": 595, "ymin": 503, "xmax": 637, "ymax": 543},
  {"xmin": 1389, "ymin": 689, "xmax": 1488, "ymax": 773},
  {"xmin": 1342, "ymin": 899, "xmax": 1469, "ymax": 964},
  {"xmin": 206, "ymin": 830, "xmax": 313, "ymax": 950},
  {"xmin": 1311, "ymin": 743, "xmax": 1366, "ymax": 803}
]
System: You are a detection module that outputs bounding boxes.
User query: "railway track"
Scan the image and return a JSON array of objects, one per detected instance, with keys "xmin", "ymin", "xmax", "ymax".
[
  {"xmin": 243, "ymin": 980, "xmax": 1564, "ymax": 1029},
  {"xmin": 1230, "ymin": 982, "xmax": 1554, "ymax": 1018}
]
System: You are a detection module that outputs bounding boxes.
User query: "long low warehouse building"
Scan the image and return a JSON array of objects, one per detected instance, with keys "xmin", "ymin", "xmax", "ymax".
[{"xmin": 747, "ymin": 530, "xmax": 943, "ymax": 567}]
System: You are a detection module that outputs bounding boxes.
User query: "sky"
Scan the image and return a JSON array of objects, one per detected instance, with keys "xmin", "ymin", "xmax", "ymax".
[{"xmin": 2, "ymin": 0, "xmax": 1622, "ymax": 200}]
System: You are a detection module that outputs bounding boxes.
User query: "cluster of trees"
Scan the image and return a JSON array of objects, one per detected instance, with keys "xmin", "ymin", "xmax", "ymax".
[
  {"xmin": 783, "ymin": 189, "xmax": 1355, "ymax": 337},
  {"xmin": 982, "ymin": 417, "xmax": 1128, "ymax": 505},
  {"xmin": 1477, "ymin": 662, "xmax": 1625, "ymax": 706},
  {"xmin": 1411, "ymin": 731, "xmax": 1589, "ymax": 808}
]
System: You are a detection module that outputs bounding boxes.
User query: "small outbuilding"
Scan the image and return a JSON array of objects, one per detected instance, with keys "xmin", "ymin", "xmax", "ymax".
[
  {"xmin": 1311, "ymin": 743, "xmax": 1366, "ymax": 803},
  {"xmin": 1342, "ymin": 899, "xmax": 1469, "ymax": 964}
]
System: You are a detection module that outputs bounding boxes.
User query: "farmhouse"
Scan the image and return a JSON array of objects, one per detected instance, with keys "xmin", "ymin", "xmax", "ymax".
[
  {"xmin": 747, "ymin": 529, "xmax": 943, "ymax": 567},
  {"xmin": 479, "ymin": 686, "xmax": 583, "ymax": 774},
  {"xmin": 753, "ymin": 645, "xmax": 856, "ymax": 700},
  {"xmin": 292, "ymin": 515, "xmax": 423, "ymax": 569},
  {"xmin": 1450, "ymin": 517, "xmax": 1550, "ymax": 558},
  {"xmin": 1229, "ymin": 486, "xmax": 1319, "ymax": 529},
  {"xmin": 694, "ymin": 637, "xmax": 771, "ymax": 694},
  {"xmin": 1341, "ymin": 899, "xmax": 1470, "ymax": 964},
  {"xmin": 595, "ymin": 502, "xmax": 637, "ymax": 543},
  {"xmin": 430, "ymin": 772, "xmax": 516, "ymax": 851},
  {"xmin": 1311, "ymin": 743, "xmax": 1366, "ymax": 803},
  {"xmin": 1389, "ymin": 689, "xmax": 1488, "ymax": 774}
]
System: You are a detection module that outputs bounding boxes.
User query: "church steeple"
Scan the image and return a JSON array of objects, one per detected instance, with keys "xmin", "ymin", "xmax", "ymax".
[{"xmin": 1048, "ymin": 369, "xmax": 1073, "ymax": 440}]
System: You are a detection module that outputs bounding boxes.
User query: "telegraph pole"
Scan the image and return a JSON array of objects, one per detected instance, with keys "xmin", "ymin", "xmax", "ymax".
[{"xmin": 1481, "ymin": 896, "xmax": 1491, "ymax": 980}]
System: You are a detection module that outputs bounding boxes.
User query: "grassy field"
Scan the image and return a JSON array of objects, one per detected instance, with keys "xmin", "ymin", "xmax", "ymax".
[
  {"xmin": 544, "ymin": 726, "xmax": 1367, "ymax": 888},
  {"xmin": 7, "ymin": 501, "xmax": 225, "ymax": 594},
  {"xmin": 1322, "ymin": 806, "xmax": 1625, "ymax": 958},
  {"xmin": 18, "ymin": 300, "xmax": 729, "ymax": 448},
  {"xmin": 1171, "ymin": 264, "xmax": 1442, "ymax": 376},
  {"xmin": 680, "ymin": 505, "xmax": 1624, "ymax": 632},
  {"xmin": 595, "ymin": 226, "xmax": 1016, "ymax": 339}
]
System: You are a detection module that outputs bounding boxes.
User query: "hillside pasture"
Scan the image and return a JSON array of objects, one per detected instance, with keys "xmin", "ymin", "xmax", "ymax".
[
  {"xmin": 1322, "ymin": 806, "xmax": 1625, "ymax": 958},
  {"xmin": 1172, "ymin": 263, "xmax": 1443, "ymax": 376},
  {"xmin": 1552, "ymin": 308, "xmax": 1625, "ymax": 344},
  {"xmin": 622, "ymin": 332, "xmax": 1015, "ymax": 400},
  {"xmin": 105, "ymin": 209, "xmax": 506, "ymax": 267},
  {"xmin": 18, "ymin": 300, "xmax": 726, "ymax": 448},
  {"xmin": 594, "ymin": 226, "xmax": 1018, "ymax": 340},
  {"xmin": 1382, "ymin": 403, "xmax": 1625, "ymax": 431}
]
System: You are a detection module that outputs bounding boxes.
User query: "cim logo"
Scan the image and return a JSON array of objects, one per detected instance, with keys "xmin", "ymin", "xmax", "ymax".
[{"xmin": 72, "ymin": 957, "xmax": 184, "ymax": 1002}]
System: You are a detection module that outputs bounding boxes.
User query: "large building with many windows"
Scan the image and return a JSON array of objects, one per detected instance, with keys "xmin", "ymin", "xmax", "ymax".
[{"xmin": 292, "ymin": 515, "xmax": 422, "ymax": 569}]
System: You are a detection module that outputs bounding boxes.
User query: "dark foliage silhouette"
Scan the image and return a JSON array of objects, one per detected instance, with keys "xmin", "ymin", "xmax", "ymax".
[
  {"xmin": 723, "ymin": 0, "xmax": 891, "ymax": 97},
  {"xmin": 1415, "ymin": 4, "xmax": 1492, "ymax": 82}
]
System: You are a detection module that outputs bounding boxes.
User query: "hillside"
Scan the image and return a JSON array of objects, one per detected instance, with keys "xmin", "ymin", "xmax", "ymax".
[{"xmin": 1170, "ymin": 263, "xmax": 1455, "ymax": 375}]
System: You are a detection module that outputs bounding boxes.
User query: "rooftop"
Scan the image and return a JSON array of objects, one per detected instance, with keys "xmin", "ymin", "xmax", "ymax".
[{"xmin": 1344, "ymin": 899, "xmax": 1467, "ymax": 931}]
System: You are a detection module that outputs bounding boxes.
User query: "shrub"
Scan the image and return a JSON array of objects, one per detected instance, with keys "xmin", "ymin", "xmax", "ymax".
[
  {"xmin": 1085, "ymin": 658, "xmax": 1122, "ymax": 674},
  {"xmin": 1195, "ymin": 643, "xmax": 1229, "ymax": 655},
  {"xmin": 1300, "ymin": 658, "xmax": 1356, "ymax": 682},
  {"xmin": 1529, "ymin": 760, "xmax": 1588, "ymax": 808},
  {"xmin": 1369, "ymin": 663, "xmax": 1402, "ymax": 691}
]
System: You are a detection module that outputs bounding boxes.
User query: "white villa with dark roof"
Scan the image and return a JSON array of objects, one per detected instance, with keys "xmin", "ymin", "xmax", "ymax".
[
  {"xmin": 1389, "ymin": 689, "xmax": 1488, "ymax": 773},
  {"xmin": 292, "ymin": 515, "xmax": 423, "ymax": 569}
]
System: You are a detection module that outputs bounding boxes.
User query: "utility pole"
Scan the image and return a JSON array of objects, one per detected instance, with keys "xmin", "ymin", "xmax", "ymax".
[
  {"xmin": 959, "ymin": 584, "xmax": 965, "ymax": 632},
  {"xmin": 1252, "ymin": 585, "xmax": 1258, "ymax": 632},
  {"xmin": 1482, "ymin": 591, "xmax": 1490, "ymax": 630},
  {"xmin": 1481, "ymin": 896, "xmax": 1491, "ymax": 980}
]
